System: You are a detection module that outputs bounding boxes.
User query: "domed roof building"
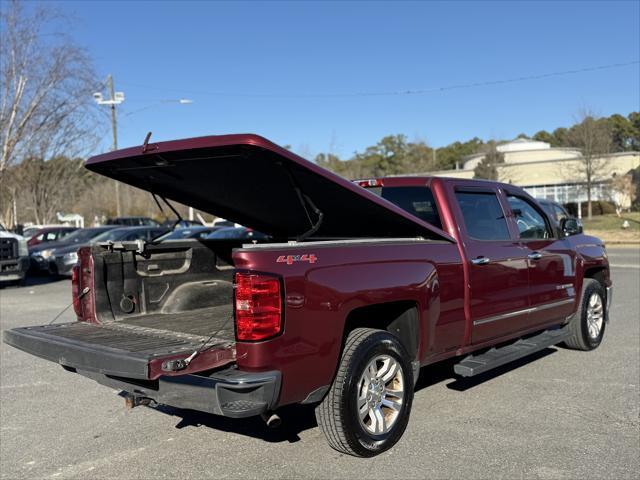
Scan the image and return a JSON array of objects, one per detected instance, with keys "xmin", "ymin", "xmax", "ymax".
[{"xmin": 426, "ymin": 138, "xmax": 639, "ymax": 208}]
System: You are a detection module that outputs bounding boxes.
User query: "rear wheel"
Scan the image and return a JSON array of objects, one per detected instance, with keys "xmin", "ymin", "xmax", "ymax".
[
  {"xmin": 315, "ymin": 328, "xmax": 414, "ymax": 457},
  {"xmin": 563, "ymin": 278, "xmax": 606, "ymax": 351}
]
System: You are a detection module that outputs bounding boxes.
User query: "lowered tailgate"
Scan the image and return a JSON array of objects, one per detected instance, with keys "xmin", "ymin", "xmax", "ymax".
[{"xmin": 3, "ymin": 321, "xmax": 235, "ymax": 380}]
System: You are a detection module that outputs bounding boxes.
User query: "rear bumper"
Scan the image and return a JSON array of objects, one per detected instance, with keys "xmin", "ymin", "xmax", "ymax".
[
  {"xmin": 80, "ymin": 367, "xmax": 281, "ymax": 418},
  {"xmin": 0, "ymin": 257, "xmax": 28, "ymax": 281}
]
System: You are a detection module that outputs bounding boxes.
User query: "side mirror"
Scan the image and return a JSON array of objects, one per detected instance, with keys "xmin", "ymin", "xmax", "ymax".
[{"xmin": 561, "ymin": 217, "xmax": 583, "ymax": 237}]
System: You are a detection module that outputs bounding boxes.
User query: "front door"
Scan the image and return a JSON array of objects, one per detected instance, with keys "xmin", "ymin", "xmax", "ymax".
[
  {"xmin": 453, "ymin": 187, "xmax": 530, "ymax": 344},
  {"xmin": 505, "ymin": 192, "xmax": 577, "ymax": 326}
]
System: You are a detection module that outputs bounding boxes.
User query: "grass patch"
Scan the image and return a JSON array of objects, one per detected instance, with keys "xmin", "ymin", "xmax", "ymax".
[
  {"xmin": 582, "ymin": 212, "xmax": 640, "ymax": 232},
  {"xmin": 581, "ymin": 212, "xmax": 640, "ymax": 243}
]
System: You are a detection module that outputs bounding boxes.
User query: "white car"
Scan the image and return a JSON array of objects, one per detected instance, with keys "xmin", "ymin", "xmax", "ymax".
[{"xmin": 0, "ymin": 225, "xmax": 29, "ymax": 285}]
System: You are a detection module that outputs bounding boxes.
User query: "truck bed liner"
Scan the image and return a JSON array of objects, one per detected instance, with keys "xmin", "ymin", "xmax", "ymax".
[{"xmin": 117, "ymin": 304, "xmax": 234, "ymax": 341}]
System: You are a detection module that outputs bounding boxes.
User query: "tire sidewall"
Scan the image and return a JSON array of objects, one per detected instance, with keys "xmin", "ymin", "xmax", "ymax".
[
  {"xmin": 341, "ymin": 333, "xmax": 414, "ymax": 457},
  {"xmin": 580, "ymin": 280, "xmax": 606, "ymax": 350}
]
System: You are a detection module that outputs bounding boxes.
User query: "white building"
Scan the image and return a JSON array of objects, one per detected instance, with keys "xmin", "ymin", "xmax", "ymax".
[{"xmin": 426, "ymin": 138, "xmax": 639, "ymax": 208}]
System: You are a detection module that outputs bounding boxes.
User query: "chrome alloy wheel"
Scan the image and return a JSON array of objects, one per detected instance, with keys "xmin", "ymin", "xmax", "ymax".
[
  {"xmin": 586, "ymin": 292, "xmax": 604, "ymax": 339},
  {"xmin": 357, "ymin": 355, "xmax": 404, "ymax": 435}
]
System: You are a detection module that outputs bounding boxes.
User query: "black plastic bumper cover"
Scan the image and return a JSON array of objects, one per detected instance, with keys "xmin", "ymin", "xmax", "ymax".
[{"xmin": 81, "ymin": 367, "xmax": 281, "ymax": 418}]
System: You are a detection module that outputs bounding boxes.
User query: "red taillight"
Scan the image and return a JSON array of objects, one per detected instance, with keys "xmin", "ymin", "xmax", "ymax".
[
  {"xmin": 71, "ymin": 264, "xmax": 82, "ymax": 318},
  {"xmin": 235, "ymin": 272, "xmax": 282, "ymax": 341}
]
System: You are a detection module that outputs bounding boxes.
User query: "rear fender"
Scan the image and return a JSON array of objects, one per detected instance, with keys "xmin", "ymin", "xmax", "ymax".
[{"xmin": 237, "ymin": 260, "xmax": 436, "ymax": 405}]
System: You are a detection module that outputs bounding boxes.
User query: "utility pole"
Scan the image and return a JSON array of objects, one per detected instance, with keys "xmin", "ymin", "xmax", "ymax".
[
  {"xmin": 94, "ymin": 75, "xmax": 125, "ymax": 217},
  {"xmin": 108, "ymin": 75, "xmax": 121, "ymax": 217}
]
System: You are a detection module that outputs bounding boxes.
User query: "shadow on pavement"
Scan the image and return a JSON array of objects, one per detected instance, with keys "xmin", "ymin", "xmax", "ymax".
[
  {"xmin": 145, "ymin": 349, "xmax": 558, "ymax": 443},
  {"xmin": 413, "ymin": 347, "xmax": 558, "ymax": 393},
  {"xmin": 149, "ymin": 403, "xmax": 318, "ymax": 444},
  {"xmin": 23, "ymin": 274, "xmax": 69, "ymax": 287}
]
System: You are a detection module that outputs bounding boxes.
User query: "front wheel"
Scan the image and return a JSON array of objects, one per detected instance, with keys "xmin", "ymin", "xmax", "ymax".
[
  {"xmin": 563, "ymin": 278, "xmax": 606, "ymax": 351},
  {"xmin": 315, "ymin": 328, "xmax": 414, "ymax": 457}
]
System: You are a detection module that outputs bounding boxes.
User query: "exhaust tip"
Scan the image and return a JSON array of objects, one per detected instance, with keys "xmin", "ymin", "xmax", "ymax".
[{"xmin": 261, "ymin": 411, "xmax": 282, "ymax": 428}]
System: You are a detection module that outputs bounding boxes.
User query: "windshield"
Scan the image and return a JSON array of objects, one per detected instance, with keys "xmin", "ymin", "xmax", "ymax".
[
  {"xmin": 63, "ymin": 228, "xmax": 112, "ymax": 243},
  {"xmin": 92, "ymin": 229, "xmax": 128, "ymax": 243},
  {"xmin": 157, "ymin": 228, "xmax": 204, "ymax": 241}
]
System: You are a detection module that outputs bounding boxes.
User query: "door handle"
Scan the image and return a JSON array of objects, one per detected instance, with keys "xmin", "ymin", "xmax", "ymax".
[
  {"xmin": 471, "ymin": 257, "xmax": 490, "ymax": 265},
  {"xmin": 528, "ymin": 252, "xmax": 543, "ymax": 260}
]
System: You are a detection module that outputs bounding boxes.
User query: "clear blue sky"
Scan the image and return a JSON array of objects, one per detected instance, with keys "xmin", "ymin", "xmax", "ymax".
[{"xmin": 54, "ymin": 0, "xmax": 639, "ymax": 159}]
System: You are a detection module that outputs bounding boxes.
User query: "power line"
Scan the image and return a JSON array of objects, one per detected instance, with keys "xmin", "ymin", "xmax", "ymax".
[{"xmin": 119, "ymin": 60, "xmax": 639, "ymax": 99}]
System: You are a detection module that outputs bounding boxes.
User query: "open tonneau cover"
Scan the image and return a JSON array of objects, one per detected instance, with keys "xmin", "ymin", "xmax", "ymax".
[{"xmin": 85, "ymin": 134, "xmax": 454, "ymax": 242}]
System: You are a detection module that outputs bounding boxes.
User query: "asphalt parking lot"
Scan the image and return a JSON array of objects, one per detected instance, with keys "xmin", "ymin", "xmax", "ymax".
[{"xmin": 1, "ymin": 247, "xmax": 638, "ymax": 479}]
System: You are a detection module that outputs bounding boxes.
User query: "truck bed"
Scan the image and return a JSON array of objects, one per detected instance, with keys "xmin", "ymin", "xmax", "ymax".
[{"xmin": 117, "ymin": 304, "xmax": 234, "ymax": 341}]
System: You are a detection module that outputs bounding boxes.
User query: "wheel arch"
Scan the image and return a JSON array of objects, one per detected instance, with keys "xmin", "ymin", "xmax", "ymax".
[{"xmin": 341, "ymin": 301, "xmax": 420, "ymax": 362}]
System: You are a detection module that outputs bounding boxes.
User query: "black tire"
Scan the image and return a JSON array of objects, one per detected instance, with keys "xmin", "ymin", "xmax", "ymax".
[
  {"xmin": 563, "ymin": 278, "xmax": 606, "ymax": 351},
  {"xmin": 315, "ymin": 328, "xmax": 414, "ymax": 457}
]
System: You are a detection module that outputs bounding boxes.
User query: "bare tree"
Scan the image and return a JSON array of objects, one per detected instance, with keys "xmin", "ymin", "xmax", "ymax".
[
  {"xmin": 565, "ymin": 110, "xmax": 613, "ymax": 219},
  {"xmin": 0, "ymin": 0, "xmax": 102, "ymax": 177},
  {"xmin": 10, "ymin": 156, "xmax": 93, "ymax": 224}
]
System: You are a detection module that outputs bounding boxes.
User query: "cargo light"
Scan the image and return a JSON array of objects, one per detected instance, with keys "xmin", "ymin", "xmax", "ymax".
[{"xmin": 234, "ymin": 272, "xmax": 283, "ymax": 341}]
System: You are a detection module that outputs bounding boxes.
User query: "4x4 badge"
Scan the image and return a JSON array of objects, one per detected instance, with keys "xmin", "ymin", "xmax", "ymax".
[{"xmin": 276, "ymin": 254, "xmax": 318, "ymax": 265}]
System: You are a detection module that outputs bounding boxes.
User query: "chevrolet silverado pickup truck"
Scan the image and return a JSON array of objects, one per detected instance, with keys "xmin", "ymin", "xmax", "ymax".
[{"xmin": 3, "ymin": 134, "xmax": 612, "ymax": 457}]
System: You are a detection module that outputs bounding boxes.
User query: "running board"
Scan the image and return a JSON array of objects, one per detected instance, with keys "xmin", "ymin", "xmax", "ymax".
[{"xmin": 454, "ymin": 328, "xmax": 569, "ymax": 377}]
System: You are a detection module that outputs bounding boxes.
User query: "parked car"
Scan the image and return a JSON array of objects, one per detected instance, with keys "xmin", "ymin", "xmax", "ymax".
[
  {"xmin": 50, "ymin": 226, "xmax": 170, "ymax": 276},
  {"xmin": 27, "ymin": 226, "xmax": 78, "ymax": 247},
  {"xmin": 205, "ymin": 226, "xmax": 269, "ymax": 241},
  {"xmin": 29, "ymin": 226, "xmax": 117, "ymax": 272},
  {"xmin": 160, "ymin": 219, "xmax": 202, "ymax": 228},
  {"xmin": 22, "ymin": 224, "xmax": 69, "ymax": 240},
  {"xmin": 537, "ymin": 199, "xmax": 583, "ymax": 235},
  {"xmin": 4, "ymin": 134, "xmax": 611, "ymax": 458},
  {"xmin": 0, "ymin": 224, "xmax": 29, "ymax": 286},
  {"xmin": 106, "ymin": 216, "xmax": 159, "ymax": 227},
  {"xmin": 537, "ymin": 199, "xmax": 569, "ymax": 223},
  {"xmin": 156, "ymin": 226, "xmax": 221, "ymax": 241}
]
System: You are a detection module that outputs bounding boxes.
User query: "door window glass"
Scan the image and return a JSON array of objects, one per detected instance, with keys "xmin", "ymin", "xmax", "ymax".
[
  {"xmin": 455, "ymin": 191, "xmax": 510, "ymax": 240},
  {"xmin": 553, "ymin": 205, "xmax": 568, "ymax": 222},
  {"xmin": 507, "ymin": 195, "xmax": 552, "ymax": 239}
]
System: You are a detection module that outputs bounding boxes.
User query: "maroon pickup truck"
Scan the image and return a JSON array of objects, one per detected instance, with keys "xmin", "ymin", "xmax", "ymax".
[{"xmin": 3, "ymin": 134, "xmax": 612, "ymax": 457}]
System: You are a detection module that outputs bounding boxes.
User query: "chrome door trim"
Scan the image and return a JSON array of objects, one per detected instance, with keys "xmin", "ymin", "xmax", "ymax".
[{"xmin": 473, "ymin": 298, "xmax": 575, "ymax": 326}]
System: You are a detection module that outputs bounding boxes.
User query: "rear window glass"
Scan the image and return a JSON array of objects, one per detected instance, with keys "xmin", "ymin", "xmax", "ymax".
[{"xmin": 368, "ymin": 186, "xmax": 442, "ymax": 230}]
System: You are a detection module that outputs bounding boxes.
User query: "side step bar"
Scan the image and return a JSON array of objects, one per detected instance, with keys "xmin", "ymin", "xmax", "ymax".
[{"xmin": 454, "ymin": 328, "xmax": 569, "ymax": 377}]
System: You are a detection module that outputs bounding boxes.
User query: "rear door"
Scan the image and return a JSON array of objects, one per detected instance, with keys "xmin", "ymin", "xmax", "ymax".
[
  {"xmin": 504, "ymin": 191, "xmax": 577, "ymax": 326},
  {"xmin": 452, "ymin": 185, "xmax": 530, "ymax": 344}
]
